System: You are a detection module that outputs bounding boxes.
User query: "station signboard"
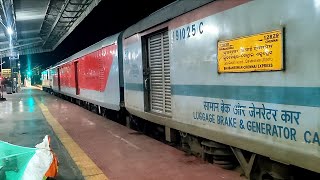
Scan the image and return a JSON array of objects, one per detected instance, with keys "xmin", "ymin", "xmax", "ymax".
[{"xmin": 1, "ymin": 68, "xmax": 11, "ymax": 78}]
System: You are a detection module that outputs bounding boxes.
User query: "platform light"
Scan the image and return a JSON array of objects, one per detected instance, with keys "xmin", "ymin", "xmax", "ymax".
[
  {"xmin": 315, "ymin": 0, "xmax": 320, "ymax": 9},
  {"xmin": 7, "ymin": 27, "xmax": 13, "ymax": 35},
  {"xmin": 27, "ymin": 70, "xmax": 32, "ymax": 76}
]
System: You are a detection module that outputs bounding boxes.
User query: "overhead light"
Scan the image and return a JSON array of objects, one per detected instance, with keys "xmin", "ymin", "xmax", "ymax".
[{"xmin": 7, "ymin": 27, "xmax": 13, "ymax": 35}]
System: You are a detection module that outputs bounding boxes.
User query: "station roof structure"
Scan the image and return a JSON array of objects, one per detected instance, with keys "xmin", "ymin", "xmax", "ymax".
[{"xmin": 0, "ymin": 0, "xmax": 101, "ymax": 58}]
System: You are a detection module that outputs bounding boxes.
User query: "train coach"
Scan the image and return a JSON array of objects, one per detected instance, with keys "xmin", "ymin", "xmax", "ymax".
[
  {"xmin": 41, "ymin": 69, "xmax": 52, "ymax": 92},
  {"xmin": 49, "ymin": 33, "xmax": 124, "ymax": 113},
  {"xmin": 42, "ymin": 0, "xmax": 320, "ymax": 179}
]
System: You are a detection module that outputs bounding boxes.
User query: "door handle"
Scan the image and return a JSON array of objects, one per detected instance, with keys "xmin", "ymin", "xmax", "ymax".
[{"xmin": 144, "ymin": 77, "xmax": 149, "ymax": 90}]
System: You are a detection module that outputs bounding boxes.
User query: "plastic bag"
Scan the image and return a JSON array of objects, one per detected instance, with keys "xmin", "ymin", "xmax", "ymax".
[{"xmin": 0, "ymin": 135, "xmax": 58, "ymax": 180}]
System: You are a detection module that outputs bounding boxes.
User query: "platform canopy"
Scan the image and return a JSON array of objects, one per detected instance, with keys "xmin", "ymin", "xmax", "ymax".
[{"xmin": 0, "ymin": 0, "xmax": 101, "ymax": 58}]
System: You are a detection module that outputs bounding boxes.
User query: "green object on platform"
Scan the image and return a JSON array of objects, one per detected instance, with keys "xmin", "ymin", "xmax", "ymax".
[{"xmin": 0, "ymin": 141, "xmax": 36, "ymax": 180}]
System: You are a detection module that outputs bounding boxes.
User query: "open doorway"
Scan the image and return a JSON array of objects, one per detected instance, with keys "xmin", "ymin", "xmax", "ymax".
[{"xmin": 74, "ymin": 61, "xmax": 80, "ymax": 95}]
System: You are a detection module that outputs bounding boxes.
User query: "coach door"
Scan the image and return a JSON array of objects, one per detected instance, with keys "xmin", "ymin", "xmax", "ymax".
[
  {"xmin": 74, "ymin": 61, "xmax": 80, "ymax": 95},
  {"xmin": 57, "ymin": 67, "xmax": 61, "ymax": 91},
  {"xmin": 146, "ymin": 30, "xmax": 172, "ymax": 116}
]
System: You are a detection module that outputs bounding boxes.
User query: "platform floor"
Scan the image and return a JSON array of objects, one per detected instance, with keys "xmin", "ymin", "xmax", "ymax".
[
  {"xmin": 1, "ymin": 87, "xmax": 246, "ymax": 180},
  {"xmin": 0, "ymin": 88, "xmax": 83, "ymax": 179}
]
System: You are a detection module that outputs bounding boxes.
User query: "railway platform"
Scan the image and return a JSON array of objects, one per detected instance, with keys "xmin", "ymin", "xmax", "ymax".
[{"xmin": 0, "ymin": 87, "xmax": 245, "ymax": 180}]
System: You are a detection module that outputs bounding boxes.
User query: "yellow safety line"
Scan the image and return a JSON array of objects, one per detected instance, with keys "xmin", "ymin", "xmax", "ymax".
[
  {"xmin": 35, "ymin": 98, "xmax": 109, "ymax": 180},
  {"xmin": 31, "ymin": 85, "xmax": 42, "ymax": 90}
]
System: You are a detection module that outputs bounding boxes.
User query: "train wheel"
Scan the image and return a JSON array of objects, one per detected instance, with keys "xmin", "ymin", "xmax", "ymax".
[{"xmin": 250, "ymin": 157, "xmax": 291, "ymax": 180}]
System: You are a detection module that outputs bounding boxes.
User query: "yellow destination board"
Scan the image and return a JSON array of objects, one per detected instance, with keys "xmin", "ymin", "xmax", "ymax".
[{"xmin": 217, "ymin": 30, "xmax": 283, "ymax": 73}]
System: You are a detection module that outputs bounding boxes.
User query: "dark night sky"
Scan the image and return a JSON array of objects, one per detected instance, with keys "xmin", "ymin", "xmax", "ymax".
[{"xmin": 18, "ymin": 0, "xmax": 175, "ymax": 72}]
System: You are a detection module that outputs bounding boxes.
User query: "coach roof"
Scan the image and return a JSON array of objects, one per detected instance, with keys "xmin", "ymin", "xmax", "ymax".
[
  {"xmin": 123, "ymin": 0, "xmax": 214, "ymax": 39},
  {"xmin": 52, "ymin": 33, "xmax": 120, "ymax": 68}
]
